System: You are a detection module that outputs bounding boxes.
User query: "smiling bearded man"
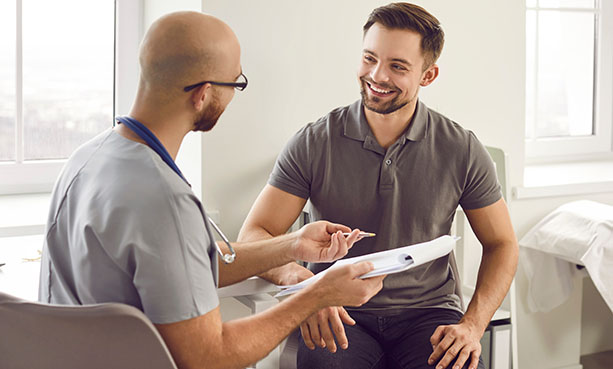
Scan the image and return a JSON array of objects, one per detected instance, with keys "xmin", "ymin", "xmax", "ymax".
[{"xmin": 238, "ymin": 3, "xmax": 518, "ymax": 369}]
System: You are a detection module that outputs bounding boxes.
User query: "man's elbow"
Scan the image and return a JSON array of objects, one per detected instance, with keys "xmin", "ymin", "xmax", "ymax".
[
  {"xmin": 483, "ymin": 238, "xmax": 519, "ymax": 267},
  {"xmin": 498, "ymin": 239, "xmax": 519, "ymax": 274},
  {"xmin": 237, "ymin": 220, "xmax": 271, "ymax": 242}
]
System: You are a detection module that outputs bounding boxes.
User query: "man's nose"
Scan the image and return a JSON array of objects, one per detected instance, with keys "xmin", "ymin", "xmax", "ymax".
[{"xmin": 370, "ymin": 62, "xmax": 390, "ymax": 84}]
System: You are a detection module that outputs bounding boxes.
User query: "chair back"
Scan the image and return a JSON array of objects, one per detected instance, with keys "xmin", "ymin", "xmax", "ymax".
[
  {"xmin": 0, "ymin": 292, "xmax": 177, "ymax": 369},
  {"xmin": 452, "ymin": 146, "xmax": 509, "ymax": 311}
]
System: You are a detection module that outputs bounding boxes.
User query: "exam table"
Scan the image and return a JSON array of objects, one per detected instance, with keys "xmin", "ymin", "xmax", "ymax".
[{"xmin": 519, "ymin": 200, "xmax": 613, "ymax": 315}]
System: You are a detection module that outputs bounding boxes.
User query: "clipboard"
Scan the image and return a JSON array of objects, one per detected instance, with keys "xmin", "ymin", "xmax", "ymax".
[{"xmin": 275, "ymin": 235, "xmax": 457, "ymax": 297}]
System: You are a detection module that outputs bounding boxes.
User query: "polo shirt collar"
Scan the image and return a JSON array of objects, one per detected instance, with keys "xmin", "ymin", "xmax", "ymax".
[
  {"xmin": 405, "ymin": 100, "xmax": 428, "ymax": 142},
  {"xmin": 343, "ymin": 100, "xmax": 371, "ymax": 141},
  {"xmin": 343, "ymin": 99, "xmax": 429, "ymax": 144}
]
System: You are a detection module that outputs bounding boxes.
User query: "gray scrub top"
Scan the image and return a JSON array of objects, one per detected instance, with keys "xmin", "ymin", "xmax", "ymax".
[
  {"xmin": 39, "ymin": 129, "xmax": 219, "ymax": 324},
  {"xmin": 269, "ymin": 99, "xmax": 501, "ymax": 313}
]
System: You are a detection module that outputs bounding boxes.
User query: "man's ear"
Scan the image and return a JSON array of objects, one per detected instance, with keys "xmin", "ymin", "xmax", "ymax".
[
  {"xmin": 420, "ymin": 64, "xmax": 439, "ymax": 87},
  {"xmin": 191, "ymin": 83, "xmax": 210, "ymax": 111}
]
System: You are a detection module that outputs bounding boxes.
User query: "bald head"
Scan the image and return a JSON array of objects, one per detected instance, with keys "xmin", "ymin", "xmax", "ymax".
[{"xmin": 138, "ymin": 11, "xmax": 240, "ymax": 93}]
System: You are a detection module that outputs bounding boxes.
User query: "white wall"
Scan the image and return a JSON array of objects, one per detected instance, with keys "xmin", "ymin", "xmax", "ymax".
[{"xmin": 200, "ymin": 0, "xmax": 370, "ymax": 234}]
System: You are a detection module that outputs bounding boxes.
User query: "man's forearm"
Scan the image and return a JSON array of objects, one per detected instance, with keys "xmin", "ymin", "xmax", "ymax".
[
  {"xmin": 158, "ymin": 261, "xmax": 382, "ymax": 369},
  {"xmin": 461, "ymin": 240, "xmax": 518, "ymax": 333},
  {"xmin": 219, "ymin": 221, "xmax": 355, "ymax": 287},
  {"xmin": 216, "ymin": 233, "xmax": 296, "ymax": 287},
  {"xmin": 235, "ymin": 223, "xmax": 300, "ymax": 285},
  {"xmin": 160, "ymin": 282, "xmax": 329, "ymax": 369},
  {"xmin": 217, "ymin": 285, "xmax": 324, "ymax": 368}
]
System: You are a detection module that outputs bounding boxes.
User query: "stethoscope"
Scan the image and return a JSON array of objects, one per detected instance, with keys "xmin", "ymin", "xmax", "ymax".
[{"xmin": 115, "ymin": 116, "xmax": 236, "ymax": 264}]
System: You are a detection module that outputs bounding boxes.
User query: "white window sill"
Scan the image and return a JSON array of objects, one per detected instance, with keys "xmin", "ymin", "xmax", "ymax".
[
  {"xmin": 0, "ymin": 193, "xmax": 51, "ymax": 238},
  {"xmin": 514, "ymin": 160, "xmax": 613, "ymax": 199}
]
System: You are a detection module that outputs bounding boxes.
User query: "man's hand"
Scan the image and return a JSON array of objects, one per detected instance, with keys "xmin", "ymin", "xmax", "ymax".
[
  {"xmin": 266, "ymin": 262, "xmax": 314, "ymax": 286},
  {"xmin": 300, "ymin": 306, "xmax": 355, "ymax": 353},
  {"xmin": 264, "ymin": 262, "xmax": 357, "ymax": 353},
  {"xmin": 290, "ymin": 221, "xmax": 363, "ymax": 263},
  {"xmin": 428, "ymin": 321, "xmax": 483, "ymax": 369},
  {"xmin": 267, "ymin": 262, "xmax": 358, "ymax": 353},
  {"xmin": 302, "ymin": 262, "xmax": 384, "ymax": 353},
  {"xmin": 312, "ymin": 261, "xmax": 384, "ymax": 309}
]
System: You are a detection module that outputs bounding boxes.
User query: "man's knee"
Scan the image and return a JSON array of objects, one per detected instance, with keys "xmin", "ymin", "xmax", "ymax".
[
  {"xmin": 297, "ymin": 332, "xmax": 385, "ymax": 369},
  {"xmin": 297, "ymin": 345, "xmax": 342, "ymax": 369}
]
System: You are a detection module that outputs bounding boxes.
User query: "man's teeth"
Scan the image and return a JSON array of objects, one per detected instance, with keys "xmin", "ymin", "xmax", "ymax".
[{"xmin": 370, "ymin": 84, "xmax": 391, "ymax": 94}]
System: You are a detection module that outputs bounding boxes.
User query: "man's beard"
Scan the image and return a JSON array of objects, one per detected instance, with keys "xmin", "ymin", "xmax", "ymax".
[
  {"xmin": 360, "ymin": 77, "xmax": 409, "ymax": 115},
  {"xmin": 193, "ymin": 95, "xmax": 224, "ymax": 132}
]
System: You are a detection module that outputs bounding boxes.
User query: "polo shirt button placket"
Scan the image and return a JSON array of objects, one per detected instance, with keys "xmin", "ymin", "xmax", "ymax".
[{"xmin": 379, "ymin": 156, "xmax": 394, "ymax": 192}]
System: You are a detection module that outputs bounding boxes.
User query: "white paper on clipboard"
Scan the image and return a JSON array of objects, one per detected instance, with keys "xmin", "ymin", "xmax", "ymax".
[{"xmin": 275, "ymin": 235, "xmax": 457, "ymax": 297}]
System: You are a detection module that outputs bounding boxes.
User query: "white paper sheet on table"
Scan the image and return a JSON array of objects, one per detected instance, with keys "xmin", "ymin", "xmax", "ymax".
[{"xmin": 275, "ymin": 235, "xmax": 456, "ymax": 297}]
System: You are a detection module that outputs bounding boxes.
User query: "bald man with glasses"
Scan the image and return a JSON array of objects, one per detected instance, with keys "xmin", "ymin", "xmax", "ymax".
[{"xmin": 39, "ymin": 11, "xmax": 385, "ymax": 369}]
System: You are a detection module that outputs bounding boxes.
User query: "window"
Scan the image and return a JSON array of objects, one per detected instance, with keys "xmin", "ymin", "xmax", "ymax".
[
  {"xmin": 0, "ymin": 0, "xmax": 141, "ymax": 194},
  {"xmin": 525, "ymin": 0, "xmax": 613, "ymax": 159}
]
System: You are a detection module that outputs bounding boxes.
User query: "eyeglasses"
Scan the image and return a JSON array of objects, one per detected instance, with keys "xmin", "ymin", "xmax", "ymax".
[
  {"xmin": 207, "ymin": 216, "xmax": 237, "ymax": 264},
  {"xmin": 183, "ymin": 72, "xmax": 248, "ymax": 92}
]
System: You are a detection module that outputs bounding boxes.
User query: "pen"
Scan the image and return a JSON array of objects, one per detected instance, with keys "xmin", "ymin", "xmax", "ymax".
[{"xmin": 342, "ymin": 232, "xmax": 376, "ymax": 238}]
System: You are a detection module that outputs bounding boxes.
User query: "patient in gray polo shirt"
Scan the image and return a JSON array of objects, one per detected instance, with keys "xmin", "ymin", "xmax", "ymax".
[{"xmin": 239, "ymin": 3, "xmax": 518, "ymax": 369}]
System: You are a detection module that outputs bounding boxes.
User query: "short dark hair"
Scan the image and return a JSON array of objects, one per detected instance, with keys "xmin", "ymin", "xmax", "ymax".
[{"xmin": 363, "ymin": 2, "xmax": 444, "ymax": 69}]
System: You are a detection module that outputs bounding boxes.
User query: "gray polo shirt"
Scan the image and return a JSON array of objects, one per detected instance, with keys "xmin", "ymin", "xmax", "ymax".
[
  {"xmin": 39, "ymin": 129, "xmax": 219, "ymax": 324},
  {"xmin": 269, "ymin": 99, "xmax": 501, "ymax": 313}
]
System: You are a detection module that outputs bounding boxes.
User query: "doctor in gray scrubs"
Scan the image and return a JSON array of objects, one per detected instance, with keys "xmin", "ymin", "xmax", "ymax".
[{"xmin": 38, "ymin": 11, "xmax": 385, "ymax": 369}]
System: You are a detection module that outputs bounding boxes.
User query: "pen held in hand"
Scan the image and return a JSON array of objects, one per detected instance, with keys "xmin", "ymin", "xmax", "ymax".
[{"xmin": 342, "ymin": 232, "xmax": 376, "ymax": 238}]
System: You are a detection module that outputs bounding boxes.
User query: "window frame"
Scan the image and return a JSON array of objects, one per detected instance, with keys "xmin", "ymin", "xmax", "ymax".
[
  {"xmin": 0, "ymin": 0, "xmax": 143, "ymax": 195},
  {"xmin": 525, "ymin": 0, "xmax": 613, "ymax": 161}
]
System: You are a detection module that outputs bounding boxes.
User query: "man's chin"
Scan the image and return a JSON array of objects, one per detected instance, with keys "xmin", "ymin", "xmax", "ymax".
[
  {"xmin": 192, "ymin": 121, "xmax": 217, "ymax": 132},
  {"xmin": 362, "ymin": 96, "xmax": 408, "ymax": 115},
  {"xmin": 364, "ymin": 101, "xmax": 394, "ymax": 115},
  {"xmin": 193, "ymin": 107, "xmax": 224, "ymax": 132}
]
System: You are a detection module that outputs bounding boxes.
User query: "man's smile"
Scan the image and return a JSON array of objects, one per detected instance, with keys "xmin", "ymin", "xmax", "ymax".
[{"xmin": 364, "ymin": 80, "xmax": 397, "ymax": 98}]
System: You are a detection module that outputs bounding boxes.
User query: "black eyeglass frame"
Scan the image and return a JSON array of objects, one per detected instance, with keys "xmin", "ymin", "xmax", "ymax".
[{"xmin": 183, "ymin": 72, "xmax": 248, "ymax": 92}]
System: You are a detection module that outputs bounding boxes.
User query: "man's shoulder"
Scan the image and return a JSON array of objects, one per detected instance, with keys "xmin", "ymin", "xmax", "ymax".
[
  {"xmin": 297, "ymin": 101, "xmax": 359, "ymax": 137},
  {"xmin": 53, "ymin": 129, "xmax": 115, "ymax": 195},
  {"xmin": 321, "ymin": 101, "xmax": 358, "ymax": 124},
  {"xmin": 422, "ymin": 103, "xmax": 477, "ymax": 145},
  {"xmin": 66, "ymin": 129, "xmax": 113, "ymax": 165},
  {"xmin": 62, "ymin": 131, "xmax": 192, "ymax": 209},
  {"xmin": 424, "ymin": 104, "xmax": 466, "ymax": 134}
]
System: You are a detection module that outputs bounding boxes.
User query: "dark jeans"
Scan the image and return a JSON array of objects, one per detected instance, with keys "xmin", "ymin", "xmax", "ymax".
[{"xmin": 297, "ymin": 308, "xmax": 485, "ymax": 369}]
